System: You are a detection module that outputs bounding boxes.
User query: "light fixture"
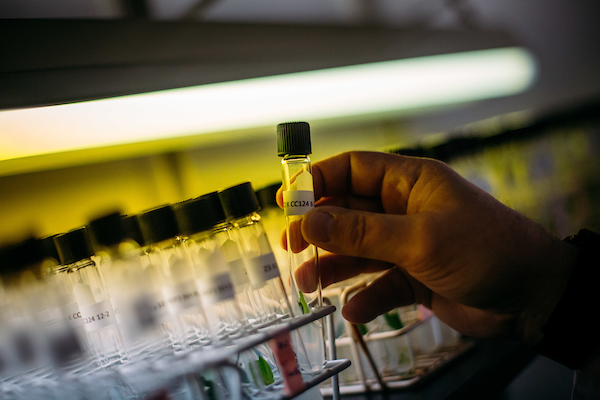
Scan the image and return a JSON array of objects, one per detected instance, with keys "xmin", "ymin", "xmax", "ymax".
[{"xmin": 0, "ymin": 46, "xmax": 536, "ymax": 162}]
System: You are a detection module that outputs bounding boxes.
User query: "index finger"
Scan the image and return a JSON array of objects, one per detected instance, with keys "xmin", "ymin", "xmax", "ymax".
[{"xmin": 312, "ymin": 151, "xmax": 424, "ymax": 215}]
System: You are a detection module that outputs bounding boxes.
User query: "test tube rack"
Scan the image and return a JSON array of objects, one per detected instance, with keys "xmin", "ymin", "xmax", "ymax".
[{"xmin": 1, "ymin": 305, "xmax": 348, "ymax": 400}]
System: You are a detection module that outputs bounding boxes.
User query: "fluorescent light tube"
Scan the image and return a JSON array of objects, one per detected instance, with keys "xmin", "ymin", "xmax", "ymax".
[{"xmin": 0, "ymin": 47, "xmax": 536, "ymax": 161}]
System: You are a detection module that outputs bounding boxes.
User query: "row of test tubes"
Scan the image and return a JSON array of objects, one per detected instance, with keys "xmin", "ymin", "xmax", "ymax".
[{"xmin": 0, "ymin": 181, "xmax": 327, "ymax": 400}]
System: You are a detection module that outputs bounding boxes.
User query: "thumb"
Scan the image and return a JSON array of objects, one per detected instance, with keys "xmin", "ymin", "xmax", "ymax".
[{"xmin": 301, "ymin": 206, "xmax": 414, "ymax": 265}]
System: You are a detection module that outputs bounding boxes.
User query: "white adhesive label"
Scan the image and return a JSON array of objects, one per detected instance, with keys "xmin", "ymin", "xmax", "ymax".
[
  {"xmin": 37, "ymin": 303, "xmax": 84, "ymax": 328},
  {"xmin": 198, "ymin": 272, "xmax": 236, "ymax": 306},
  {"xmin": 247, "ymin": 252, "xmax": 281, "ymax": 289},
  {"xmin": 116, "ymin": 294, "xmax": 159, "ymax": 340},
  {"xmin": 62, "ymin": 302, "xmax": 85, "ymax": 328},
  {"xmin": 148, "ymin": 292, "xmax": 170, "ymax": 323},
  {"xmin": 283, "ymin": 190, "xmax": 314, "ymax": 216},
  {"xmin": 164, "ymin": 280, "xmax": 202, "ymax": 314},
  {"xmin": 110, "ymin": 297, "xmax": 125, "ymax": 325},
  {"xmin": 228, "ymin": 258, "xmax": 249, "ymax": 287},
  {"xmin": 80, "ymin": 299, "xmax": 115, "ymax": 332}
]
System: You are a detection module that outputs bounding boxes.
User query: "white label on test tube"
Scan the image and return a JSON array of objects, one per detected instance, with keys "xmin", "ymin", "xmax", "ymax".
[
  {"xmin": 221, "ymin": 239, "xmax": 249, "ymax": 287},
  {"xmin": 80, "ymin": 299, "xmax": 116, "ymax": 332},
  {"xmin": 62, "ymin": 302, "xmax": 86, "ymax": 328},
  {"xmin": 148, "ymin": 292, "xmax": 170, "ymax": 322},
  {"xmin": 283, "ymin": 190, "xmax": 315, "ymax": 216},
  {"xmin": 228, "ymin": 258, "xmax": 249, "ymax": 287},
  {"xmin": 38, "ymin": 302, "xmax": 84, "ymax": 328},
  {"xmin": 110, "ymin": 296, "xmax": 125, "ymax": 325},
  {"xmin": 198, "ymin": 272, "xmax": 236, "ymax": 306},
  {"xmin": 164, "ymin": 280, "xmax": 202, "ymax": 314},
  {"xmin": 247, "ymin": 252, "xmax": 281, "ymax": 289}
]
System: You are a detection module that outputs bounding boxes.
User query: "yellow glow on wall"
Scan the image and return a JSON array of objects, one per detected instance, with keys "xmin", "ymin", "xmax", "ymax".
[{"xmin": 0, "ymin": 47, "xmax": 536, "ymax": 162}]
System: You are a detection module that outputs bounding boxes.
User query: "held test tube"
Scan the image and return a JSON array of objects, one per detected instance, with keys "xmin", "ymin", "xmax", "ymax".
[
  {"xmin": 277, "ymin": 122, "xmax": 322, "ymax": 314},
  {"xmin": 277, "ymin": 121, "xmax": 325, "ymax": 372}
]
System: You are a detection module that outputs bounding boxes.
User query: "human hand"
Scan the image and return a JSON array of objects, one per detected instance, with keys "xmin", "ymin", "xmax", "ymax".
[{"xmin": 278, "ymin": 151, "xmax": 577, "ymax": 345}]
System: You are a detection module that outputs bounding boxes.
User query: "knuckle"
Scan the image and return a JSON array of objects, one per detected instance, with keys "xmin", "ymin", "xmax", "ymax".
[{"xmin": 344, "ymin": 213, "xmax": 370, "ymax": 254}]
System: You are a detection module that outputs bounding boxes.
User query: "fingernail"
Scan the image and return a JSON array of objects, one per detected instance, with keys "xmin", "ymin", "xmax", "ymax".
[{"xmin": 304, "ymin": 209, "xmax": 334, "ymax": 242}]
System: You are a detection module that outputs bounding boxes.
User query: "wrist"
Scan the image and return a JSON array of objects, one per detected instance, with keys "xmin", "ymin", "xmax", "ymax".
[
  {"xmin": 533, "ymin": 229, "xmax": 600, "ymax": 369},
  {"xmin": 519, "ymin": 235, "xmax": 578, "ymax": 347}
]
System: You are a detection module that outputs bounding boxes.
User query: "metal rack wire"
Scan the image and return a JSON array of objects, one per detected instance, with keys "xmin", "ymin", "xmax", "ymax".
[
  {"xmin": 319, "ymin": 280, "xmax": 474, "ymax": 397},
  {"xmin": 0, "ymin": 305, "xmax": 349, "ymax": 400}
]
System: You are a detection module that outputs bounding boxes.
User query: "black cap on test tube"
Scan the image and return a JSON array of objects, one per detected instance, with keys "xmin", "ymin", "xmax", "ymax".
[
  {"xmin": 54, "ymin": 227, "xmax": 95, "ymax": 266},
  {"xmin": 0, "ymin": 238, "xmax": 46, "ymax": 277},
  {"xmin": 137, "ymin": 205, "xmax": 179, "ymax": 245},
  {"xmin": 40, "ymin": 234, "xmax": 60, "ymax": 263},
  {"xmin": 277, "ymin": 121, "xmax": 312, "ymax": 157},
  {"xmin": 256, "ymin": 183, "xmax": 279, "ymax": 210},
  {"xmin": 123, "ymin": 214, "xmax": 145, "ymax": 247},
  {"xmin": 173, "ymin": 193, "xmax": 226, "ymax": 236},
  {"xmin": 88, "ymin": 211, "xmax": 127, "ymax": 249},
  {"xmin": 218, "ymin": 182, "xmax": 260, "ymax": 220},
  {"xmin": 202, "ymin": 192, "xmax": 227, "ymax": 224}
]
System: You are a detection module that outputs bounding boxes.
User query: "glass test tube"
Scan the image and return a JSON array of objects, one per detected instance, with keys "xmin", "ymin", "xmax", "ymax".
[
  {"xmin": 54, "ymin": 228, "xmax": 129, "ymax": 368},
  {"xmin": 0, "ymin": 239, "xmax": 60, "ymax": 381},
  {"xmin": 277, "ymin": 122, "xmax": 322, "ymax": 313},
  {"xmin": 175, "ymin": 193, "xmax": 248, "ymax": 342},
  {"xmin": 200, "ymin": 191, "xmax": 258, "ymax": 328},
  {"xmin": 122, "ymin": 214, "xmax": 181, "ymax": 353},
  {"xmin": 256, "ymin": 183, "xmax": 289, "ymax": 273},
  {"xmin": 135, "ymin": 207, "xmax": 213, "ymax": 400},
  {"xmin": 277, "ymin": 121, "xmax": 325, "ymax": 373},
  {"xmin": 176, "ymin": 193, "xmax": 281, "ymax": 392},
  {"xmin": 218, "ymin": 182, "xmax": 292, "ymax": 325},
  {"xmin": 136, "ymin": 205, "xmax": 208, "ymax": 352},
  {"xmin": 37, "ymin": 236, "xmax": 90, "ymax": 374},
  {"xmin": 88, "ymin": 211, "xmax": 173, "ymax": 361}
]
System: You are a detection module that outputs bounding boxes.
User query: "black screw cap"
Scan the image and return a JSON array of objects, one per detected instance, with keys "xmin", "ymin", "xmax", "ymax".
[
  {"xmin": 173, "ymin": 192, "xmax": 227, "ymax": 236},
  {"xmin": 88, "ymin": 211, "xmax": 127, "ymax": 249},
  {"xmin": 218, "ymin": 182, "xmax": 260, "ymax": 220},
  {"xmin": 54, "ymin": 227, "xmax": 95, "ymax": 265},
  {"xmin": 256, "ymin": 183, "xmax": 280, "ymax": 210},
  {"xmin": 136, "ymin": 205, "xmax": 179, "ymax": 245},
  {"xmin": 277, "ymin": 121, "xmax": 312, "ymax": 157}
]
